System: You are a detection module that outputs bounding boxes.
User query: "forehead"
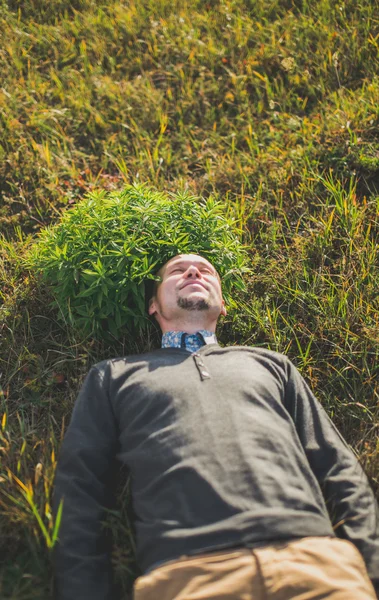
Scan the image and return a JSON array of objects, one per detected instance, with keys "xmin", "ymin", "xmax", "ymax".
[{"xmin": 164, "ymin": 254, "xmax": 216, "ymax": 272}]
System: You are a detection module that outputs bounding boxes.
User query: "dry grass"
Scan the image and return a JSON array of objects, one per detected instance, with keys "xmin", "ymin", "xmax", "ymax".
[{"xmin": 1, "ymin": 0, "xmax": 378, "ymax": 597}]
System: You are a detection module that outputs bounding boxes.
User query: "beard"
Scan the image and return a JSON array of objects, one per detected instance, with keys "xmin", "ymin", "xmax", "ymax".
[{"xmin": 177, "ymin": 296, "xmax": 210, "ymax": 311}]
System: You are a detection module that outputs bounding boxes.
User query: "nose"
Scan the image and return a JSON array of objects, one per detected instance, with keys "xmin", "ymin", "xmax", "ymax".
[{"xmin": 185, "ymin": 265, "xmax": 201, "ymax": 278}]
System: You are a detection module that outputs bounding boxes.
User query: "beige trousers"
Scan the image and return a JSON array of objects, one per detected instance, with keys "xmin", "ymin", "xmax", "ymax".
[{"xmin": 133, "ymin": 536, "xmax": 376, "ymax": 600}]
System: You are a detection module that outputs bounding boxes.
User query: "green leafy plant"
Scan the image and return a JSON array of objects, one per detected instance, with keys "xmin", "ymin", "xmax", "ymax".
[{"xmin": 25, "ymin": 181, "xmax": 252, "ymax": 340}]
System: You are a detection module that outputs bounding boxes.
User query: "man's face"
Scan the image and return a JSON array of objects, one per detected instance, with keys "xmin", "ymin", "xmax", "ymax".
[{"xmin": 148, "ymin": 253, "xmax": 227, "ymax": 332}]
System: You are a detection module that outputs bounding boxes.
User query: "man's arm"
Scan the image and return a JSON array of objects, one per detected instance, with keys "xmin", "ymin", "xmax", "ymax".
[
  {"xmin": 283, "ymin": 357, "xmax": 379, "ymax": 595},
  {"xmin": 51, "ymin": 362, "xmax": 120, "ymax": 600}
]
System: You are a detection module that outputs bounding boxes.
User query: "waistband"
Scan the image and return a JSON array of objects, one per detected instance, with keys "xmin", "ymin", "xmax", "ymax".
[{"xmin": 143, "ymin": 535, "xmax": 324, "ymax": 575}]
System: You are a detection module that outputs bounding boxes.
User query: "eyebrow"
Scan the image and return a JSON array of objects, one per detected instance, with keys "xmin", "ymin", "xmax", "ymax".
[{"xmin": 167, "ymin": 261, "xmax": 216, "ymax": 273}]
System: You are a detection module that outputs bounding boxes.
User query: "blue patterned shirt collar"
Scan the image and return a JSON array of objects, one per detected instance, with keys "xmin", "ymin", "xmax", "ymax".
[{"xmin": 161, "ymin": 330, "xmax": 218, "ymax": 352}]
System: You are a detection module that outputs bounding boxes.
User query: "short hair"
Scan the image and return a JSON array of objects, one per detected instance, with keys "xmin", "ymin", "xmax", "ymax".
[
  {"xmin": 145, "ymin": 261, "xmax": 166, "ymax": 314},
  {"xmin": 150, "ymin": 265, "xmax": 164, "ymax": 303}
]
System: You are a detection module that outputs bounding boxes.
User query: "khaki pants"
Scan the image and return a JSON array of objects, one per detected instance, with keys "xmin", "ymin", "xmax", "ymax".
[{"xmin": 133, "ymin": 536, "xmax": 376, "ymax": 600}]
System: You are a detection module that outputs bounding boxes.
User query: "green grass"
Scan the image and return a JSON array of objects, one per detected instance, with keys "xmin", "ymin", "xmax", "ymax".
[{"xmin": 1, "ymin": 0, "xmax": 379, "ymax": 597}]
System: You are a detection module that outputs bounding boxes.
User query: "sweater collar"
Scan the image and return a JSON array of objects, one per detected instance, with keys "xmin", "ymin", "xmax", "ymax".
[{"xmin": 161, "ymin": 330, "xmax": 218, "ymax": 352}]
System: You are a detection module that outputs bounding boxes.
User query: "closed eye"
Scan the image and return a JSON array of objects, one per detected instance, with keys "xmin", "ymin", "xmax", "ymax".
[{"xmin": 172, "ymin": 268, "xmax": 213, "ymax": 274}]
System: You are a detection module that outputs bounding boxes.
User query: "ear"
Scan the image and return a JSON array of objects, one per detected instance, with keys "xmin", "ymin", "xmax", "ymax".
[
  {"xmin": 148, "ymin": 296, "xmax": 157, "ymax": 316},
  {"xmin": 221, "ymin": 300, "xmax": 227, "ymax": 317}
]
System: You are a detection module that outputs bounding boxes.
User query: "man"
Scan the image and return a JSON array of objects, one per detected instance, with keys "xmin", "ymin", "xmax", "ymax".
[{"xmin": 52, "ymin": 253, "xmax": 379, "ymax": 600}]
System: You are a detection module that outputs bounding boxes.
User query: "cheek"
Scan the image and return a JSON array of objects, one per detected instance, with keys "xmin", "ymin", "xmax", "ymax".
[{"xmin": 159, "ymin": 281, "xmax": 176, "ymax": 302}]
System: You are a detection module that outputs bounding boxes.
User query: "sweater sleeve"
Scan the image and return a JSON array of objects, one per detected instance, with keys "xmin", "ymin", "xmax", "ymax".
[
  {"xmin": 283, "ymin": 357, "xmax": 379, "ymax": 596},
  {"xmin": 51, "ymin": 363, "xmax": 120, "ymax": 600}
]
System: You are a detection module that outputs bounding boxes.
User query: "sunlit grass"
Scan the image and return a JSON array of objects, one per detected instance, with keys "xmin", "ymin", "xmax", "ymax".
[{"xmin": 1, "ymin": 0, "xmax": 379, "ymax": 597}]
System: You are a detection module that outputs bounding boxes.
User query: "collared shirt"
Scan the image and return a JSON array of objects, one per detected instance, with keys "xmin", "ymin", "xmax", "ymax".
[{"xmin": 161, "ymin": 330, "xmax": 218, "ymax": 353}]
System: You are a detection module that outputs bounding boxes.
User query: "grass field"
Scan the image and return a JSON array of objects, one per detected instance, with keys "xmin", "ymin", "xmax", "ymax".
[{"xmin": 1, "ymin": 0, "xmax": 379, "ymax": 598}]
